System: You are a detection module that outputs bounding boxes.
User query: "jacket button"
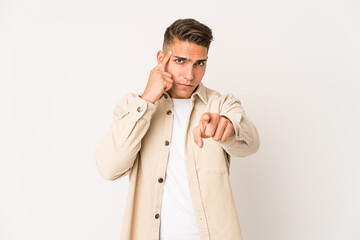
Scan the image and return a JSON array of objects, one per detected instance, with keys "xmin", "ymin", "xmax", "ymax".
[
  {"xmin": 164, "ymin": 140, "xmax": 169, "ymax": 146},
  {"xmin": 155, "ymin": 213, "xmax": 160, "ymax": 219},
  {"xmin": 158, "ymin": 178, "xmax": 163, "ymax": 183},
  {"xmin": 166, "ymin": 110, "xmax": 172, "ymax": 115},
  {"xmin": 137, "ymin": 107, "xmax": 143, "ymax": 112}
]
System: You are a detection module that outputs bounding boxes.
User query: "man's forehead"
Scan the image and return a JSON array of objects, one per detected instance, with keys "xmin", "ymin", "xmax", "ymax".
[{"xmin": 168, "ymin": 38, "xmax": 208, "ymax": 61}]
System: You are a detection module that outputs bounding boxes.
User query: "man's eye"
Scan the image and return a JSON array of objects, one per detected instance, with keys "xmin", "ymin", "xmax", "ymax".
[
  {"xmin": 175, "ymin": 59, "xmax": 184, "ymax": 63},
  {"xmin": 196, "ymin": 61, "xmax": 205, "ymax": 66}
]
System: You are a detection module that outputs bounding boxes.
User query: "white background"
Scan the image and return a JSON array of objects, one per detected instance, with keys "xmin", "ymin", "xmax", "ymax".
[{"xmin": 1, "ymin": 0, "xmax": 359, "ymax": 239}]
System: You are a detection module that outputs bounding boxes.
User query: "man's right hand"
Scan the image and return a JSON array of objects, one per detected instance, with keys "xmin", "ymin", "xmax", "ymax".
[{"xmin": 140, "ymin": 50, "xmax": 174, "ymax": 103}]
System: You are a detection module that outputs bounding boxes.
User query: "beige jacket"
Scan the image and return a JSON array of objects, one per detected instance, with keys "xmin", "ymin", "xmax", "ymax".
[{"xmin": 95, "ymin": 81, "xmax": 260, "ymax": 240}]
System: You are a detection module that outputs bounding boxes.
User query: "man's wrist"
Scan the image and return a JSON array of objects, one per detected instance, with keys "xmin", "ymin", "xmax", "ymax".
[{"xmin": 139, "ymin": 94, "xmax": 156, "ymax": 104}]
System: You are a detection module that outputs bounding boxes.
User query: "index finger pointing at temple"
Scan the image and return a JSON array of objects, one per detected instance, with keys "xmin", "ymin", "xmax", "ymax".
[{"xmin": 157, "ymin": 50, "xmax": 172, "ymax": 71}]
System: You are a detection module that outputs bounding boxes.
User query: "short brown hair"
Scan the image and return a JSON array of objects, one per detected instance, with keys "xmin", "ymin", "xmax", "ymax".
[{"xmin": 163, "ymin": 18, "xmax": 214, "ymax": 53}]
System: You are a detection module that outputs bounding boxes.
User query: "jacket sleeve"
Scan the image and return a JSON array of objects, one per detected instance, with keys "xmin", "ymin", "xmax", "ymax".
[
  {"xmin": 95, "ymin": 93, "xmax": 157, "ymax": 180},
  {"xmin": 218, "ymin": 93, "xmax": 260, "ymax": 158}
]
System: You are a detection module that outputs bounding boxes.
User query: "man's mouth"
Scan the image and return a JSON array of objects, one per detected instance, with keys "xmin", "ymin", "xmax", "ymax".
[{"xmin": 179, "ymin": 83, "xmax": 193, "ymax": 87}]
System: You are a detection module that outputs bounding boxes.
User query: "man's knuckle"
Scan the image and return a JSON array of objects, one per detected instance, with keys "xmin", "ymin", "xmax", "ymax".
[{"xmin": 213, "ymin": 114, "xmax": 220, "ymax": 120}]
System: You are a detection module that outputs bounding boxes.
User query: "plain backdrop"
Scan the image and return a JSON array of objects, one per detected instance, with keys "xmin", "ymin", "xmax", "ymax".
[{"xmin": 1, "ymin": 0, "xmax": 359, "ymax": 239}]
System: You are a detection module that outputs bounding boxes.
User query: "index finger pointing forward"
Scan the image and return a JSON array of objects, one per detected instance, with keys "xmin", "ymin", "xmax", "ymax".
[
  {"xmin": 200, "ymin": 112, "xmax": 211, "ymax": 124},
  {"xmin": 193, "ymin": 125, "xmax": 203, "ymax": 148},
  {"xmin": 157, "ymin": 50, "xmax": 172, "ymax": 71}
]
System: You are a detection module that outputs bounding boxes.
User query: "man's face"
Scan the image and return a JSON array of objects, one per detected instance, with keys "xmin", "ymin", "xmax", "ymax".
[{"xmin": 157, "ymin": 38, "xmax": 208, "ymax": 99}]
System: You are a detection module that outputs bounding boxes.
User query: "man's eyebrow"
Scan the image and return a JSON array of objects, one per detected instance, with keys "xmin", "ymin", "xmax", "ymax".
[{"xmin": 173, "ymin": 56, "xmax": 207, "ymax": 62}]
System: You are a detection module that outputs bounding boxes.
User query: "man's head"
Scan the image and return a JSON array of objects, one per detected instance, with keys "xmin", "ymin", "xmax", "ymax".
[{"xmin": 157, "ymin": 18, "xmax": 213, "ymax": 99}]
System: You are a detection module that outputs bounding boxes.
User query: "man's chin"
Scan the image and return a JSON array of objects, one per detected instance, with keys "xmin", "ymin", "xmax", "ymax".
[{"xmin": 167, "ymin": 89, "xmax": 192, "ymax": 99}]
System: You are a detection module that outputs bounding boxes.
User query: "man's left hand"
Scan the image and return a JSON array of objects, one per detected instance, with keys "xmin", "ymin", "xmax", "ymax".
[{"xmin": 193, "ymin": 112, "xmax": 234, "ymax": 148}]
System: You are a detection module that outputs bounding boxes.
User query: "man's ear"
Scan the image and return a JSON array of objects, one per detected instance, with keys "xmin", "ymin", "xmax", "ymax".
[{"xmin": 156, "ymin": 50, "xmax": 164, "ymax": 64}]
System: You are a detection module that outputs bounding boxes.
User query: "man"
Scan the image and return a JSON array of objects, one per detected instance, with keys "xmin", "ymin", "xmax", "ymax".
[{"xmin": 95, "ymin": 18, "xmax": 260, "ymax": 240}]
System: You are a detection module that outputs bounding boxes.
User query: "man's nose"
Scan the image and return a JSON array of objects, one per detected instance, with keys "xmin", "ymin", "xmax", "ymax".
[{"xmin": 184, "ymin": 65, "xmax": 195, "ymax": 81}]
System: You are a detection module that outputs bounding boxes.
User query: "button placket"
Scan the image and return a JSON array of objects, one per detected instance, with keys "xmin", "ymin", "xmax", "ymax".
[{"xmin": 154, "ymin": 98, "xmax": 171, "ymax": 236}]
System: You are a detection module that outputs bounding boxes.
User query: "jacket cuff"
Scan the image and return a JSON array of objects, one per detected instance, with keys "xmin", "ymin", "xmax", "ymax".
[
  {"xmin": 220, "ymin": 113, "xmax": 252, "ymax": 145},
  {"xmin": 114, "ymin": 93, "xmax": 157, "ymax": 123},
  {"xmin": 131, "ymin": 94, "xmax": 157, "ymax": 122}
]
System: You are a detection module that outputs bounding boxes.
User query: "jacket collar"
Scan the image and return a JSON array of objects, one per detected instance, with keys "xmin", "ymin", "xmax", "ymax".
[
  {"xmin": 191, "ymin": 81, "xmax": 208, "ymax": 104},
  {"xmin": 162, "ymin": 81, "xmax": 208, "ymax": 104}
]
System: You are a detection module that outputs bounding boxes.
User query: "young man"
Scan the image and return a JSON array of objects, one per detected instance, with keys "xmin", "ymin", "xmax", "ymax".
[{"xmin": 95, "ymin": 18, "xmax": 260, "ymax": 240}]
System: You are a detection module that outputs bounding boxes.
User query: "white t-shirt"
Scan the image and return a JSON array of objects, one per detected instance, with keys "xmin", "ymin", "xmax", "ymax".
[{"xmin": 159, "ymin": 97, "xmax": 200, "ymax": 240}]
